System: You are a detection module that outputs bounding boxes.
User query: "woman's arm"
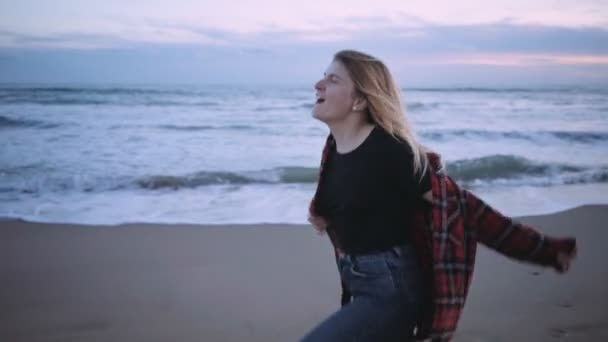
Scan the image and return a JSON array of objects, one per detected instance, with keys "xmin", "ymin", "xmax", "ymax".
[{"xmin": 463, "ymin": 189, "xmax": 577, "ymax": 272}]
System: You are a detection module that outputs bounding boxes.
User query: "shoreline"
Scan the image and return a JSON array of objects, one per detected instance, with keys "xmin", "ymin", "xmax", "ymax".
[
  {"xmin": 1, "ymin": 202, "xmax": 606, "ymax": 228},
  {"xmin": 2, "ymin": 182, "xmax": 607, "ymax": 227}
]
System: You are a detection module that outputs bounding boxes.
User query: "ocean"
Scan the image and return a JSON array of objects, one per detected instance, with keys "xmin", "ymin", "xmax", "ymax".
[{"xmin": 1, "ymin": 85, "xmax": 607, "ymax": 224}]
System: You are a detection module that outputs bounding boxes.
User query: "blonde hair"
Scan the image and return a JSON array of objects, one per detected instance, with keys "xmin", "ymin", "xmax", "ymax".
[{"xmin": 334, "ymin": 49, "xmax": 431, "ymax": 180}]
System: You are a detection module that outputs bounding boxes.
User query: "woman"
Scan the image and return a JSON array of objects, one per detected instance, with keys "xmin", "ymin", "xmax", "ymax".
[{"xmin": 302, "ymin": 50, "xmax": 577, "ymax": 342}]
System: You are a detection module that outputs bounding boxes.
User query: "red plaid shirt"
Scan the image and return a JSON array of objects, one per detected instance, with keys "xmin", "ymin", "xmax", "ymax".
[{"xmin": 309, "ymin": 135, "xmax": 576, "ymax": 341}]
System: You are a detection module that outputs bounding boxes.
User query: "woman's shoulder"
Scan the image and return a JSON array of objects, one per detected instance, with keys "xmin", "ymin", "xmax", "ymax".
[{"xmin": 372, "ymin": 126, "xmax": 414, "ymax": 156}]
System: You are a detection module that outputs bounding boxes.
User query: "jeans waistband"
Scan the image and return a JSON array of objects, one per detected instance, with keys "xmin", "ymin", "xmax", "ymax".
[{"xmin": 339, "ymin": 244, "xmax": 415, "ymax": 263}]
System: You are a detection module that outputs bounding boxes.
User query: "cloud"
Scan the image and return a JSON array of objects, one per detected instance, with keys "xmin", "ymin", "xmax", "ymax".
[
  {"xmin": 7, "ymin": 18, "xmax": 606, "ymax": 56},
  {"xmin": 0, "ymin": 31, "xmax": 131, "ymax": 48},
  {"xmin": 1, "ymin": 16, "xmax": 607, "ymax": 86}
]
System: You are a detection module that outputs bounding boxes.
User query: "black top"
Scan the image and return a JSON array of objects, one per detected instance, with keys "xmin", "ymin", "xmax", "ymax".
[{"xmin": 315, "ymin": 126, "xmax": 431, "ymax": 255}]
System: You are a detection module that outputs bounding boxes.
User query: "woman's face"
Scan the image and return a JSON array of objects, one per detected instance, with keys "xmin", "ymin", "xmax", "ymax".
[{"xmin": 313, "ymin": 60, "xmax": 357, "ymax": 123}]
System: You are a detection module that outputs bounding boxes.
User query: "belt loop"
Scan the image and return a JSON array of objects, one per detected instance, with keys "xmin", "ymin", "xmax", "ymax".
[{"xmin": 338, "ymin": 253, "xmax": 349, "ymax": 263}]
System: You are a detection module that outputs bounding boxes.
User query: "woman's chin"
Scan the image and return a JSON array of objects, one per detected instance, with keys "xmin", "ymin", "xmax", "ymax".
[
  {"xmin": 313, "ymin": 108, "xmax": 344, "ymax": 124},
  {"xmin": 312, "ymin": 110, "xmax": 326, "ymax": 122}
]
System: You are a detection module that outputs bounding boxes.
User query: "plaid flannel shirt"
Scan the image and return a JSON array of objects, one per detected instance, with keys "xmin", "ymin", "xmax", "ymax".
[{"xmin": 309, "ymin": 135, "xmax": 576, "ymax": 342}]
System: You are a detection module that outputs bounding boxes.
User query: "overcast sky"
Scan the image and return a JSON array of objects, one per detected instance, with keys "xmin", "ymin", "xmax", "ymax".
[{"xmin": 1, "ymin": 0, "xmax": 607, "ymax": 86}]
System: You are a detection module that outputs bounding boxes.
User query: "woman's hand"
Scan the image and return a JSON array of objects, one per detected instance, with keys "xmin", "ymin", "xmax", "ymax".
[
  {"xmin": 555, "ymin": 246, "xmax": 577, "ymax": 273},
  {"xmin": 422, "ymin": 190, "xmax": 432, "ymax": 203},
  {"xmin": 308, "ymin": 215, "xmax": 329, "ymax": 235}
]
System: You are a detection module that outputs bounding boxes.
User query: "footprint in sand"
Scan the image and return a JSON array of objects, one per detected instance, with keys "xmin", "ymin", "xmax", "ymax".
[
  {"xmin": 549, "ymin": 327, "xmax": 568, "ymax": 338},
  {"xmin": 549, "ymin": 322, "xmax": 608, "ymax": 339}
]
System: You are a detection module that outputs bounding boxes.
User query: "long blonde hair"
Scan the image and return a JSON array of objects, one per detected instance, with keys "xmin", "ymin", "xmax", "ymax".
[{"xmin": 334, "ymin": 49, "xmax": 431, "ymax": 180}]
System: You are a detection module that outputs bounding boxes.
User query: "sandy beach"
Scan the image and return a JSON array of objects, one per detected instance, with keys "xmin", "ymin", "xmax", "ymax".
[{"xmin": 1, "ymin": 205, "xmax": 607, "ymax": 342}]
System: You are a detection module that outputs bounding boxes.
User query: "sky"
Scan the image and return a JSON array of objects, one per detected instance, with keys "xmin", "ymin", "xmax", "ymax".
[{"xmin": 1, "ymin": 0, "xmax": 607, "ymax": 86}]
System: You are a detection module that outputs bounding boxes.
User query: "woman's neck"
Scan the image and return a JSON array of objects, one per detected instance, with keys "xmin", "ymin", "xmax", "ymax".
[{"xmin": 328, "ymin": 118, "xmax": 375, "ymax": 154}]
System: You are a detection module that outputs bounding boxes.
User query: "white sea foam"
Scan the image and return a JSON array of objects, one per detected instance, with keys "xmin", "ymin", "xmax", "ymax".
[{"xmin": 1, "ymin": 85, "xmax": 607, "ymax": 224}]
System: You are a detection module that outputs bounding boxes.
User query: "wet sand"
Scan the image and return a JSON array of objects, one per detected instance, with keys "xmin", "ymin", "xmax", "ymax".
[{"xmin": 1, "ymin": 205, "xmax": 606, "ymax": 341}]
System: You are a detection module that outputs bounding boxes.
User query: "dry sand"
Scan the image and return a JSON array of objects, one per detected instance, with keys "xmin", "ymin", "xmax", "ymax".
[{"xmin": 1, "ymin": 205, "xmax": 607, "ymax": 341}]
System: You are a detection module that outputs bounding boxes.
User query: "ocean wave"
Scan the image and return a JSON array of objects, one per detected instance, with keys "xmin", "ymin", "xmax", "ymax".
[
  {"xmin": 0, "ymin": 97, "xmax": 221, "ymax": 107},
  {"xmin": 0, "ymin": 167, "xmax": 318, "ymax": 194},
  {"xmin": 0, "ymin": 173, "xmax": 130, "ymax": 194},
  {"xmin": 133, "ymin": 158, "xmax": 606, "ymax": 190},
  {"xmin": 157, "ymin": 124, "xmax": 255, "ymax": 132},
  {"xmin": 446, "ymin": 155, "xmax": 579, "ymax": 181},
  {"xmin": 0, "ymin": 115, "xmax": 60, "ymax": 129},
  {"xmin": 421, "ymin": 129, "xmax": 608, "ymax": 144},
  {"xmin": 3, "ymin": 157, "xmax": 607, "ymax": 194},
  {"xmin": 107, "ymin": 123, "xmax": 257, "ymax": 131},
  {"xmin": 0, "ymin": 87, "xmax": 202, "ymax": 96},
  {"xmin": 407, "ymin": 102, "xmax": 441, "ymax": 111},
  {"xmin": 136, "ymin": 167, "xmax": 318, "ymax": 189},
  {"xmin": 404, "ymin": 87, "xmax": 608, "ymax": 94},
  {"xmin": 0, "ymin": 87, "xmax": 222, "ymax": 106},
  {"xmin": 143, "ymin": 100, "xmax": 220, "ymax": 107},
  {"xmin": 253, "ymin": 103, "xmax": 315, "ymax": 112}
]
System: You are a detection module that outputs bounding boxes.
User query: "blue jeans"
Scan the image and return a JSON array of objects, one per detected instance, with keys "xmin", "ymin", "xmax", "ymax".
[{"xmin": 301, "ymin": 245, "xmax": 425, "ymax": 342}]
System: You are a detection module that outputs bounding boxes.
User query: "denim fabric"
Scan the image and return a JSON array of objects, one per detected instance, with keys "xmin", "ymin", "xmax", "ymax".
[{"xmin": 301, "ymin": 245, "xmax": 425, "ymax": 342}]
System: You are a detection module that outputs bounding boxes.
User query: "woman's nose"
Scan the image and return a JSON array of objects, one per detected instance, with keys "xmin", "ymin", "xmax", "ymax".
[{"xmin": 314, "ymin": 79, "xmax": 325, "ymax": 91}]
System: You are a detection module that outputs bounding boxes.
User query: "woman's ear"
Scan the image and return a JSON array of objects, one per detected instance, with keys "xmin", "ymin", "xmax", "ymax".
[{"xmin": 352, "ymin": 97, "xmax": 368, "ymax": 112}]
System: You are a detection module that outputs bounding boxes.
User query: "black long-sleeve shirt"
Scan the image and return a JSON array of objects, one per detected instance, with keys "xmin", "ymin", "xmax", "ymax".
[{"xmin": 315, "ymin": 126, "xmax": 430, "ymax": 255}]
